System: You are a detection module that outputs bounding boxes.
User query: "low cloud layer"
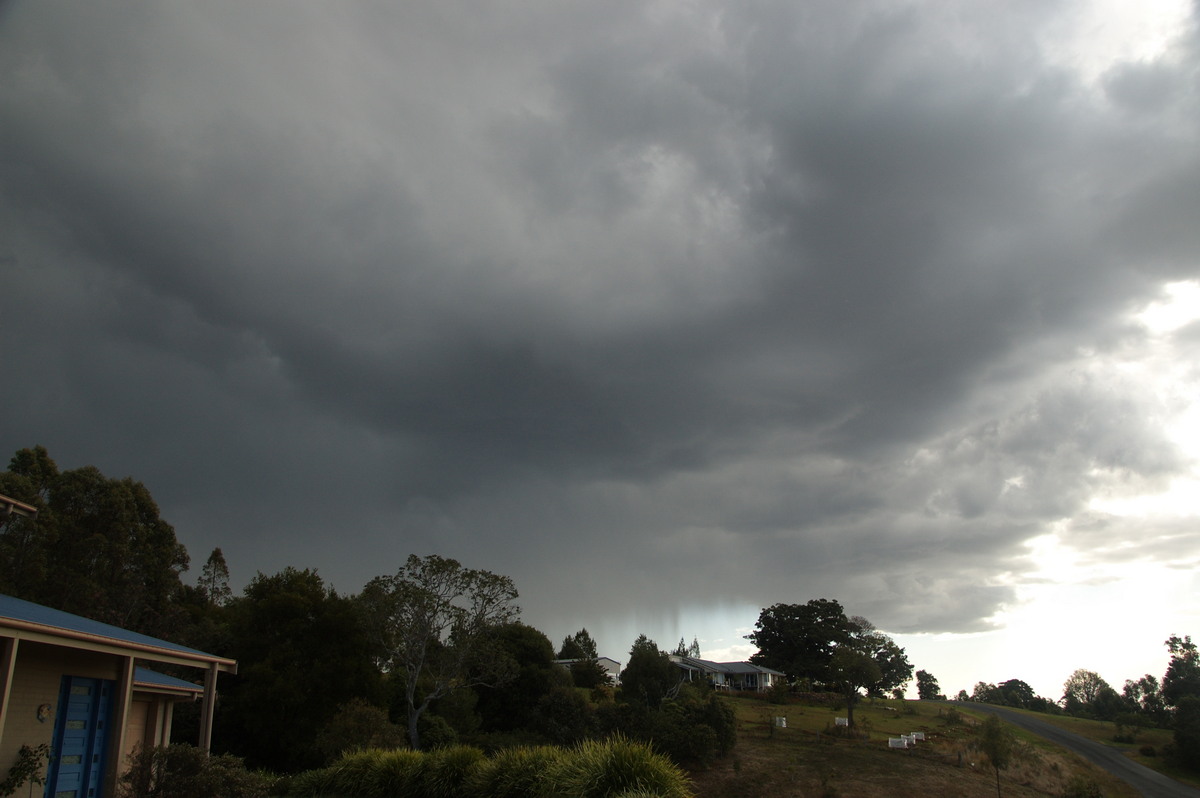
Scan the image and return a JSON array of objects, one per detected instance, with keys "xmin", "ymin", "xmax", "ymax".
[{"xmin": 3, "ymin": 1, "xmax": 1199, "ymax": 652}]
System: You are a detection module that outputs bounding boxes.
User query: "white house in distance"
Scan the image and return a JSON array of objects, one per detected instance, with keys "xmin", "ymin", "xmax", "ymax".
[
  {"xmin": 553, "ymin": 656, "xmax": 621, "ymax": 684},
  {"xmin": 669, "ymin": 655, "xmax": 785, "ymax": 692}
]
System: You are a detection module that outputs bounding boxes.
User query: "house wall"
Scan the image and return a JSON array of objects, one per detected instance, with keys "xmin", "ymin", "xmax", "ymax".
[
  {"xmin": 0, "ymin": 640, "xmax": 123, "ymax": 783},
  {"xmin": 120, "ymin": 696, "xmax": 175, "ymax": 765}
]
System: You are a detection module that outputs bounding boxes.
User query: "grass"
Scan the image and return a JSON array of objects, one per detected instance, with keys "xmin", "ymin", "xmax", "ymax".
[
  {"xmin": 949, "ymin": 702, "xmax": 1200, "ymax": 790},
  {"xmin": 684, "ymin": 696, "xmax": 1144, "ymax": 797}
]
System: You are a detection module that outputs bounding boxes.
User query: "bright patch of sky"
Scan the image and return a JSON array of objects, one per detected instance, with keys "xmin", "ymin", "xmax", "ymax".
[{"xmin": 1045, "ymin": 0, "xmax": 1192, "ymax": 84}]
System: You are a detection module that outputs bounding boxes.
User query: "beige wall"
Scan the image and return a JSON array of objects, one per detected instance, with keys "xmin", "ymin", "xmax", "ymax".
[{"xmin": 0, "ymin": 640, "xmax": 123, "ymax": 782}]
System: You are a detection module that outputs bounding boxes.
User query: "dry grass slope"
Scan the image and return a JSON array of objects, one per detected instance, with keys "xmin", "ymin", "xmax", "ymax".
[{"xmin": 686, "ymin": 697, "xmax": 1141, "ymax": 798}]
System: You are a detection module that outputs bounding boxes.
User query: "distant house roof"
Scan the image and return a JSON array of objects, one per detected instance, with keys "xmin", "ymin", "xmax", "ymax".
[
  {"xmin": 0, "ymin": 594, "xmax": 235, "ymax": 673},
  {"xmin": 671, "ymin": 656, "xmax": 785, "ymax": 676},
  {"xmin": 134, "ymin": 667, "xmax": 204, "ymax": 694}
]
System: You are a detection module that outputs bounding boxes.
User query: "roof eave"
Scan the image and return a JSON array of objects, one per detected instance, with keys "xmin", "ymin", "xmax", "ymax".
[{"xmin": 1, "ymin": 618, "xmax": 237, "ymax": 673}]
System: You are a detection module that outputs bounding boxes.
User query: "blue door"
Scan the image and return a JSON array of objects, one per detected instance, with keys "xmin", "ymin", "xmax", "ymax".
[{"xmin": 45, "ymin": 676, "xmax": 114, "ymax": 798}]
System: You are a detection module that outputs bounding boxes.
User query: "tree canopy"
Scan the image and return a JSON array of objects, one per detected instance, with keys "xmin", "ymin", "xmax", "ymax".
[
  {"xmin": 916, "ymin": 669, "xmax": 941, "ymax": 700},
  {"xmin": 746, "ymin": 599, "xmax": 853, "ymax": 682},
  {"xmin": 216, "ymin": 567, "xmax": 383, "ymax": 771},
  {"xmin": 621, "ymin": 634, "xmax": 677, "ymax": 709},
  {"xmin": 0, "ymin": 446, "xmax": 190, "ymax": 638},
  {"xmin": 1163, "ymin": 635, "xmax": 1200, "ymax": 709},
  {"xmin": 746, "ymin": 600, "xmax": 910, "ymax": 701},
  {"xmin": 358, "ymin": 553, "xmax": 520, "ymax": 749}
]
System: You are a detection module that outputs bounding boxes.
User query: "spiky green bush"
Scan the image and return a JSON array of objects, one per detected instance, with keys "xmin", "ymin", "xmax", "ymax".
[
  {"xmin": 466, "ymin": 745, "xmax": 564, "ymax": 798},
  {"xmin": 419, "ymin": 746, "xmax": 485, "ymax": 797},
  {"xmin": 286, "ymin": 738, "xmax": 691, "ymax": 798},
  {"xmin": 549, "ymin": 737, "xmax": 693, "ymax": 798},
  {"xmin": 290, "ymin": 749, "xmax": 423, "ymax": 798}
]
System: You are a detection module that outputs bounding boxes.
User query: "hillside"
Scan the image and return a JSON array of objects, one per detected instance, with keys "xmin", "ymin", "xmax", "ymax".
[{"xmin": 686, "ymin": 696, "xmax": 1144, "ymax": 798}]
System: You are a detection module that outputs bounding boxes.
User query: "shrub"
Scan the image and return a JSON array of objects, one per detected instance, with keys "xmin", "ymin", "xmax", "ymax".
[
  {"xmin": 417, "ymin": 713, "xmax": 459, "ymax": 750},
  {"xmin": 534, "ymin": 686, "xmax": 597, "ymax": 744},
  {"xmin": 766, "ymin": 681, "xmax": 791, "ymax": 705},
  {"xmin": 1062, "ymin": 775, "xmax": 1104, "ymax": 798},
  {"xmin": 315, "ymin": 699, "xmax": 405, "ymax": 763},
  {"xmin": 596, "ymin": 692, "xmax": 735, "ymax": 767},
  {"xmin": 1140, "ymin": 745, "xmax": 1157, "ymax": 757},
  {"xmin": 419, "ymin": 746, "xmax": 484, "ymax": 798},
  {"xmin": 287, "ymin": 749, "xmax": 425, "ymax": 798},
  {"xmin": 0, "ymin": 743, "xmax": 49, "ymax": 797},
  {"xmin": 119, "ymin": 744, "xmax": 272, "ymax": 798},
  {"xmin": 549, "ymin": 737, "xmax": 693, "ymax": 798},
  {"xmin": 466, "ymin": 745, "xmax": 563, "ymax": 798}
]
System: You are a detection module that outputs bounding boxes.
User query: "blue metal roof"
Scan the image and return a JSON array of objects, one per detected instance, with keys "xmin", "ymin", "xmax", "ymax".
[
  {"xmin": 134, "ymin": 666, "xmax": 203, "ymax": 692},
  {"xmin": 0, "ymin": 593, "xmax": 224, "ymax": 660}
]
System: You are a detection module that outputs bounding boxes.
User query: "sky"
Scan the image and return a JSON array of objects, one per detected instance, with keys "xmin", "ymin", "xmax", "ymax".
[{"xmin": 2, "ymin": 0, "xmax": 1199, "ymax": 701}]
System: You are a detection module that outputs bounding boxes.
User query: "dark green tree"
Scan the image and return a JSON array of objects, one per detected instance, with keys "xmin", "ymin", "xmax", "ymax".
[
  {"xmin": 621, "ymin": 635, "xmax": 678, "ymax": 709},
  {"xmin": 198, "ymin": 547, "xmax": 233, "ymax": 606},
  {"xmin": 979, "ymin": 714, "xmax": 1015, "ymax": 797},
  {"xmin": 829, "ymin": 646, "xmax": 881, "ymax": 729},
  {"xmin": 0, "ymin": 447, "xmax": 189, "ymax": 638},
  {"xmin": 473, "ymin": 622, "xmax": 562, "ymax": 733},
  {"xmin": 995, "ymin": 679, "xmax": 1035, "ymax": 708},
  {"xmin": 973, "ymin": 682, "xmax": 999, "ymax": 703},
  {"xmin": 746, "ymin": 599, "xmax": 853, "ymax": 682},
  {"xmin": 672, "ymin": 637, "xmax": 701, "ymax": 657},
  {"xmin": 216, "ymin": 567, "xmax": 384, "ymax": 772},
  {"xmin": 1062, "ymin": 669, "xmax": 1111, "ymax": 716},
  {"xmin": 1163, "ymin": 635, "xmax": 1200, "ymax": 709},
  {"xmin": 358, "ymin": 554, "xmax": 520, "ymax": 750},
  {"xmin": 0, "ymin": 445, "xmax": 58, "ymax": 598},
  {"xmin": 1124, "ymin": 674, "xmax": 1168, "ymax": 725},
  {"xmin": 558, "ymin": 628, "xmax": 599, "ymax": 660},
  {"xmin": 916, "ymin": 669, "xmax": 941, "ymax": 700},
  {"xmin": 847, "ymin": 616, "xmax": 912, "ymax": 697},
  {"xmin": 557, "ymin": 627, "xmax": 609, "ymax": 688},
  {"xmin": 1173, "ymin": 695, "xmax": 1200, "ymax": 771}
]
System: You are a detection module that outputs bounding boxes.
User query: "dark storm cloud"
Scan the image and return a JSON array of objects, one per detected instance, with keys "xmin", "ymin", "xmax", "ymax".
[{"xmin": 2, "ymin": 0, "xmax": 1198, "ymax": 641}]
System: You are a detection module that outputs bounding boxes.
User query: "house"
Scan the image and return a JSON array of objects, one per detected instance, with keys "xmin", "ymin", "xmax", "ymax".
[
  {"xmin": 0, "ymin": 593, "xmax": 237, "ymax": 798},
  {"xmin": 669, "ymin": 655, "xmax": 785, "ymax": 692},
  {"xmin": 553, "ymin": 656, "xmax": 621, "ymax": 685}
]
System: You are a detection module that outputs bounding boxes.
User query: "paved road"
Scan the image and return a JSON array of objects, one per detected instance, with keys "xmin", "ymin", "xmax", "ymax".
[{"xmin": 959, "ymin": 702, "xmax": 1200, "ymax": 798}]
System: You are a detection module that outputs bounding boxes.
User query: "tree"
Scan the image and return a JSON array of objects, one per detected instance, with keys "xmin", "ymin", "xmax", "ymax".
[
  {"xmin": 1124, "ymin": 674, "xmax": 1167, "ymax": 725},
  {"xmin": 1173, "ymin": 696, "xmax": 1200, "ymax": 771},
  {"xmin": 0, "ymin": 445, "xmax": 58, "ymax": 598},
  {"xmin": 829, "ymin": 646, "xmax": 880, "ymax": 729},
  {"xmin": 672, "ymin": 637, "xmax": 701, "ymax": 658},
  {"xmin": 198, "ymin": 547, "xmax": 233, "ymax": 606},
  {"xmin": 0, "ymin": 447, "xmax": 190, "ymax": 638},
  {"xmin": 846, "ymin": 617, "xmax": 912, "ymax": 697},
  {"xmin": 916, "ymin": 670, "xmax": 941, "ymax": 700},
  {"xmin": 473, "ymin": 622, "xmax": 562, "ymax": 733},
  {"xmin": 558, "ymin": 628, "xmax": 599, "ymax": 660},
  {"xmin": 1062, "ymin": 669, "xmax": 1111, "ymax": 716},
  {"xmin": 1163, "ymin": 635, "xmax": 1200, "ymax": 709},
  {"xmin": 621, "ymin": 635, "xmax": 678, "ymax": 709},
  {"xmin": 979, "ymin": 714, "xmax": 1014, "ymax": 797},
  {"xmin": 995, "ymin": 679, "xmax": 1035, "ymax": 708},
  {"xmin": 973, "ymin": 682, "xmax": 999, "ymax": 702},
  {"xmin": 557, "ymin": 627, "xmax": 609, "ymax": 688},
  {"xmin": 217, "ymin": 567, "xmax": 384, "ymax": 772},
  {"xmin": 358, "ymin": 554, "xmax": 520, "ymax": 750},
  {"xmin": 746, "ymin": 599, "xmax": 853, "ymax": 682}
]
